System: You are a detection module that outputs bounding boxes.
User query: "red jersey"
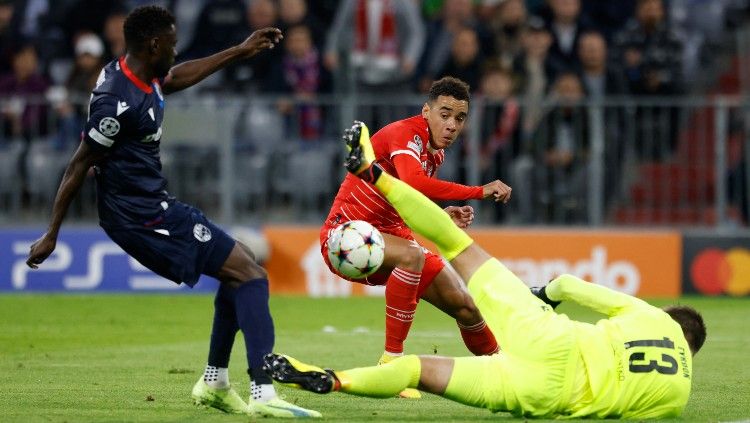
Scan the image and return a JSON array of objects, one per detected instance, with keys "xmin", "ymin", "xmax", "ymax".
[{"xmin": 325, "ymin": 115, "xmax": 483, "ymax": 236}]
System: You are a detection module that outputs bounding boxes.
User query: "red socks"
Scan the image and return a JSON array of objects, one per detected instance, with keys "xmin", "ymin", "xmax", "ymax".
[
  {"xmin": 384, "ymin": 268, "xmax": 421, "ymax": 354},
  {"xmin": 458, "ymin": 320, "xmax": 499, "ymax": 355}
]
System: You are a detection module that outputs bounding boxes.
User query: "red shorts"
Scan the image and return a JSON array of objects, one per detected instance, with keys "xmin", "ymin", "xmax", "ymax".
[{"xmin": 320, "ymin": 222, "xmax": 445, "ymax": 298}]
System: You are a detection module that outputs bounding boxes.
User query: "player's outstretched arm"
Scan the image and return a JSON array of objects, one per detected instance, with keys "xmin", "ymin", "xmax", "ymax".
[
  {"xmin": 26, "ymin": 142, "xmax": 107, "ymax": 269},
  {"xmin": 161, "ymin": 28, "xmax": 282, "ymax": 94},
  {"xmin": 393, "ymin": 155, "xmax": 512, "ymax": 203},
  {"xmin": 545, "ymin": 274, "xmax": 650, "ymax": 317}
]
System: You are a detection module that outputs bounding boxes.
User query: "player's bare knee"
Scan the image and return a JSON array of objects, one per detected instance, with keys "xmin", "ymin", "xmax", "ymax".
[
  {"xmin": 240, "ymin": 259, "xmax": 267, "ymax": 281},
  {"xmin": 236, "ymin": 241, "xmax": 257, "ymax": 261},
  {"xmin": 397, "ymin": 244, "xmax": 425, "ymax": 272}
]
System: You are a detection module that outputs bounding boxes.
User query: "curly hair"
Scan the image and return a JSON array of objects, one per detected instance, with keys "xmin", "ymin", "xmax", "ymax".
[
  {"xmin": 663, "ymin": 305, "xmax": 706, "ymax": 354},
  {"xmin": 427, "ymin": 77, "xmax": 471, "ymax": 103},
  {"xmin": 123, "ymin": 5, "xmax": 175, "ymax": 52}
]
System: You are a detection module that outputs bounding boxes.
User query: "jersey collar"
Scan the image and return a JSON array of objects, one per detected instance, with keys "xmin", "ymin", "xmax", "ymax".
[{"xmin": 119, "ymin": 57, "xmax": 153, "ymax": 94}]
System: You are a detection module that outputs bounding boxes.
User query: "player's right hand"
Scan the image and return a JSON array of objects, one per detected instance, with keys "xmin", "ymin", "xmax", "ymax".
[
  {"xmin": 240, "ymin": 27, "xmax": 283, "ymax": 57},
  {"xmin": 482, "ymin": 180, "xmax": 512, "ymax": 203},
  {"xmin": 26, "ymin": 233, "xmax": 57, "ymax": 269}
]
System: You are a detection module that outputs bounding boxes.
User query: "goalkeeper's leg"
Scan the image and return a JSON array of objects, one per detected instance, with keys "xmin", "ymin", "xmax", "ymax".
[{"xmin": 264, "ymin": 353, "xmax": 503, "ymax": 412}]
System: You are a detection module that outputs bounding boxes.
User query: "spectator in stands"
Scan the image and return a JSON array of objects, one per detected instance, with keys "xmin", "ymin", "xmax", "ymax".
[
  {"xmin": 512, "ymin": 17, "xmax": 554, "ymax": 139},
  {"xmin": 277, "ymin": 0, "xmax": 324, "ymax": 49},
  {"xmin": 0, "ymin": 0, "xmax": 18, "ymax": 74},
  {"xmin": 103, "ymin": 11, "xmax": 127, "ymax": 60},
  {"xmin": 478, "ymin": 65, "xmax": 520, "ymax": 222},
  {"xmin": 578, "ymin": 31, "xmax": 626, "ymax": 97},
  {"xmin": 614, "ymin": 0, "xmax": 683, "ymax": 158},
  {"xmin": 62, "ymin": 0, "xmax": 124, "ymax": 51},
  {"xmin": 179, "ymin": 0, "xmax": 251, "ymax": 91},
  {"xmin": 487, "ymin": 0, "xmax": 527, "ymax": 69},
  {"xmin": 0, "ymin": 43, "xmax": 49, "ymax": 141},
  {"xmin": 581, "ymin": 0, "xmax": 636, "ymax": 41},
  {"xmin": 172, "ymin": 0, "xmax": 207, "ymax": 55},
  {"xmin": 578, "ymin": 31, "xmax": 628, "ymax": 206},
  {"xmin": 544, "ymin": 0, "xmax": 592, "ymax": 77},
  {"xmin": 267, "ymin": 25, "xmax": 326, "ymax": 141},
  {"xmin": 418, "ymin": 0, "xmax": 491, "ymax": 93},
  {"xmin": 231, "ymin": 0, "xmax": 281, "ymax": 91},
  {"xmin": 513, "ymin": 72, "xmax": 589, "ymax": 223},
  {"xmin": 325, "ymin": 0, "xmax": 424, "ymax": 87},
  {"xmin": 613, "ymin": 0, "xmax": 683, "ymax": 96},
  {"xmin": 325, "ymin": 0, "xmax": 424, "ymax": 127},
  {"xmin": 181, "ymin": 0, "xmax": 247, "ymax": 60},
  {"xmin": 436, "ymin": 26, "xmax": 484, "ymax": 92},
  {"xmin": 52, "ymin": 33, "xmax": 104, "ymax": 150}
]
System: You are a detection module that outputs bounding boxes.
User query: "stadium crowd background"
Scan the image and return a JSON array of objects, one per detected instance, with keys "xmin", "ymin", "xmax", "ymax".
[{"xmin": 0, "ymin": 0, "xmax": 748, "ymax": 228}]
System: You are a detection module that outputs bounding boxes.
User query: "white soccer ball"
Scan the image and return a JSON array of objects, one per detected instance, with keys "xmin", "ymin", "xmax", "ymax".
[{"xmin": 327, "ymin": 220, "xmax": 385, "ymax": 279}]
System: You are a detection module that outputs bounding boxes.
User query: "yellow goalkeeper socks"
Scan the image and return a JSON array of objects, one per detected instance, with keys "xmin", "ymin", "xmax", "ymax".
[
  {"xmin": 374, "ymin": 172, "xmax": 473, "ymax": 260},
  {"xmin": 336, "ymin": 355, "xmax": 421, "ymax": 398}
]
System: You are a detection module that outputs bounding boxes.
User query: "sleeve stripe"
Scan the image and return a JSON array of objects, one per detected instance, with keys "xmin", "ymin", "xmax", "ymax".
[
  {"xmin": 390, "ymin": 149, "xmax": 420, "ymax": 162},
  {"xmin": 88, "ymin": 127, "xmax": 114, "ymax": 147}
]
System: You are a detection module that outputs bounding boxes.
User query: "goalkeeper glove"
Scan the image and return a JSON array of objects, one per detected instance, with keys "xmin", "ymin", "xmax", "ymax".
[{"xmin": 530, "ymin": 286, "xmax": 561, "ymax": 309}]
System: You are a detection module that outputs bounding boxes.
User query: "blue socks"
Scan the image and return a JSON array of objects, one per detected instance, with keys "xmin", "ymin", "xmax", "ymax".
[
  {"xmin": 207, "ymin": 279, "xmax": 276, "ymax": 384},
  {"xmin": 207, "ymin": 283, "xmax": 239, "ymax": 368},
  {"xmin": 233, "ymin": 278, "xmax": 275, "ymax": 384}
]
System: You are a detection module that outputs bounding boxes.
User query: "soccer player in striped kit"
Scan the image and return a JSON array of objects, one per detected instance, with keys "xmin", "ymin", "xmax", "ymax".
[{"xmin": 320, "ymin": 77, "xmax": 512, "ymax": 397}]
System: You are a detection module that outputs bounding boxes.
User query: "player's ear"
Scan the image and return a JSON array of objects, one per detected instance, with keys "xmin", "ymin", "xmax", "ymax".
[
  {"xmin": 421, "ymin": 103, "xmax": 430, "ymax": 119},
  {"xmin": 149, "ymin": 37, "xmax": 159, "ymax": 54}
]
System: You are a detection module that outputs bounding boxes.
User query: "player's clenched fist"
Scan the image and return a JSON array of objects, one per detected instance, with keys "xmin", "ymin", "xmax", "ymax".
[
  {"xmin": 240, "ymin": 27, "xmax": 283, "ymax": 57},
  {"xmin": 444, "ymin": 205, "xmax": 474, "ymax": 228},
  {"xmin": 482, "ymin": 180, "xmax": 512, "ymax": 203}
]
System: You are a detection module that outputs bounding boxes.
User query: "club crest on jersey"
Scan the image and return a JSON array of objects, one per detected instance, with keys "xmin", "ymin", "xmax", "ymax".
[
  {"xmin": 193, "ymin": 223, "xmax": 212, "ymax": 242},
  {"xmin": 99, "ymin": 117, "xmax": 120, "ymax": 137},
  {"xmin": 407, "ymin": 135, "xmax": 423, "ymax": 155}
]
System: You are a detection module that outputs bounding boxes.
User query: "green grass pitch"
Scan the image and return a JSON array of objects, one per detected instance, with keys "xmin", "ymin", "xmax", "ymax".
[{"xmin": 1, "ymin": 295, "xmax": 748, "ymax": 422}]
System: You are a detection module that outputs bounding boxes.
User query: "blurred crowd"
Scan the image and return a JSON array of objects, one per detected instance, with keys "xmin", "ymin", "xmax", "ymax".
[{"xmin": 0, "ymin": 0, "xmax": 748, "ymax": 226}]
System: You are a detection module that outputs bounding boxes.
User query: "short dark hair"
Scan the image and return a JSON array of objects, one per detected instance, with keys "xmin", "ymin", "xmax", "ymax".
[
  {"xmin": 427, "ymin": 77, "xmax": 471, "ymax": 103},
  {"xmin": 663, "ymin": 305, "xmax": 706, "ymax": 354},
  {"xmin": 123, "ymin": 5, "xmax": 175, "ymax": 52}
]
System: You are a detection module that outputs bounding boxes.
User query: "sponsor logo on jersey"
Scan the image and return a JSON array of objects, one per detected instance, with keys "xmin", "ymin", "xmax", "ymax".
[
  {"xmin": 193, "ymin": 224, "xmax": 212, "ymax": 242},
  {"xmin": 98, "ymin": 117, "xmax": 120, "ymax": 137}
]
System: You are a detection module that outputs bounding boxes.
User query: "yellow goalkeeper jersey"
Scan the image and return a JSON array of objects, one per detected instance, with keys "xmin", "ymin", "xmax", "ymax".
[{"xmin": 546, "ymin": 275, "xmax": 693, "ymax": 419}]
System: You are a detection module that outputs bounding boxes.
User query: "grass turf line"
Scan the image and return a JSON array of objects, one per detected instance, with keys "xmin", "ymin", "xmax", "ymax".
[{"xmin": 0, "ymin": 295, "xmax": 748, "ymax": 422}]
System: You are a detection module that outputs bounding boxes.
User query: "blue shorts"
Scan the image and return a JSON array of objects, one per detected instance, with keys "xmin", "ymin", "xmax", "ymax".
[{"xmin": 105, "ymin": 202, "xmax": 235, "ymax": 287}]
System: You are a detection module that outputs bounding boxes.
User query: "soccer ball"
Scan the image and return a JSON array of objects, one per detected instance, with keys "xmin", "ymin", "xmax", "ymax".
[{"xmin": 327, "ymin": 220, "xmax": 385, "ymax": 279}]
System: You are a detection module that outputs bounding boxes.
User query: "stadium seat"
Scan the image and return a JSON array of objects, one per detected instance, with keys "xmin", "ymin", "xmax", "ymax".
[
  {"xmin": 286, "ymin": 143, "xmax": 339, "ymax": 221},
  {"xmin": 25, "ymin": 140, "xmax": 75, "ymax": 210},
  {"xmin": 0, "ymin": 140, "xmax": 25, "ymax": 217},
  {"xmin": 234, "ymin": 150, "xmax": 270, "ymax": 213}
]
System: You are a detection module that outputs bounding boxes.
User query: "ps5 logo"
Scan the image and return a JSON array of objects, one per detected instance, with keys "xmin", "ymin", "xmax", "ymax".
[{"xmin": 9, "ymin": 240, "xmax": 181, "ymax": 290}]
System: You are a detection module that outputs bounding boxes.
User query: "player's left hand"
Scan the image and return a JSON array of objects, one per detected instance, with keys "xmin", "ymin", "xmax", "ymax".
[
  {"xmin": 239, "ymin": 27, "xmax": 283, "ymax": 58},
  {"xmin": 445, "ymin": 205, "xmax": 474, "ymax": 228}
]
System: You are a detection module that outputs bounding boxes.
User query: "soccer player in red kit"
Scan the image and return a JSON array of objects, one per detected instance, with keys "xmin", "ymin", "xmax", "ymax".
[{"xmin": 320, "ymin": 77, "xmax": 512, "ymax": 386}]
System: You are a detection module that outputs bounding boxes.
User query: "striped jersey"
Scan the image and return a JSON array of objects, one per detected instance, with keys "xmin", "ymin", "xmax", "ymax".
[{"xmin": 325, "ymin": 115, "xmax": 482, "ymax": 235}]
